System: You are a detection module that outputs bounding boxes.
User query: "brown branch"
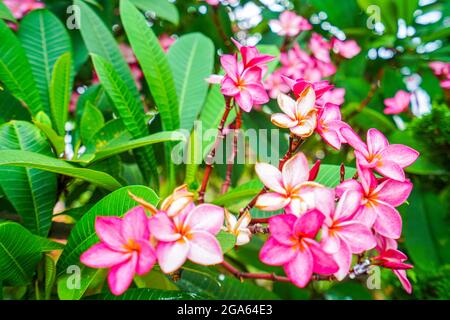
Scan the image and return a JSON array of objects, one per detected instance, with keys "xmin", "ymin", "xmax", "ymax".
[
  {"xmin": 198, "ymin": 98, "xmax": 233, "ymax": 203},
  {"xmin": 211, "ymin": 6, "xmax": 233, "ymax": 52},
  {"xmin": 221, "ymin": 108, "xmax": 242, "ymax": 194}
]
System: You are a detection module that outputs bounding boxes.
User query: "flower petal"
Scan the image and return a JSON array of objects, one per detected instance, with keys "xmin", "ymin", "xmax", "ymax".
[
  {"xmin": 235, "ymin": 89, "xmax": 253, "ymax": 112},
  {"xmin": 367, "ymin": 128, "xmax": 389, "ymax": 156},
  {"xmin": 80, "ymin": 243, "xmax": 130, "ymax": 268},
  {"xmin": 332, "ymin": 240, "xmax": 352, "ymax": 281},
  {"xmin": 135, "ymin": 240, "xmax": 156, "ymax": 275},
  {"xmin": 373, "ymin": 201, "xmax": 402, "ymax": 239},
  {"xmin": 381, "ymin": 144, "xmax": 419, "ymax": 168},
  {"xmin": 334, "ymin": 190, "xmax": 362, "ymax": 221},
  {"xmin": 220, "ymin": 54, "xmax": 238, "ymax": 82},
  {"xmin": 308, "ymin": 240, "xmax": 339, "ymax": 274},
  {"xmin": 340, "ymin": 126, "xmax": 368, "ymax": 156},
  {"xmin": 107, "ymin": 253, "xmax": 137, "ymax": 296},
  {"xmin": 393, "ymin": 270, "xmax": 412, "ymax": 294},
  {"xmin": 376, "ymin": 160, "xmax": 405, "ymax": 182},
  {"xmin": 187, "ymin": 231, "xmax": 223, "ymax": 265},
  {"xmin": 337, "ymin": 221, "xmax": 376, "ymax": 253},
  {"xmin": 271, "ymin": 113, "xmax": 297, "ymax": 128},
  {"xmin": 282, "ymin": 152, "xmax": 309, "ymax": 190},
  {"xmin": 295, "ymin": 86, "xmax": 316, "ymax": 118},
  {"xmin": 148, "ymin": 213, "xmax": 181, "ymax": 242},
  {"xmin": 294, "ymin": 209, "xmax": 325, "ymax": 238},
  {"xmin": 121, "ymin": 206, "xmax": 149, "ymax": 241},
  {"xmin": 255, "ymin": 192, "xmax": 290, "ymax": 211},
  {"xmin": 255, "ymin": 162, "xmax": 285, "ymax": 194},
  {"xmin": 95, "ymin": 217, "xmax": 126, "ymax": 250},
  {"xmin": 268, "ymin": 214, "xmax": 297, "ymax": 245},
  {"xmin": 185, "ymin": 204, "xmax": 224, "ymax": 235},
  {"xmin": 260, "ymin": 237, "xmax": 296, "ymax": 266},
  {"xmin": 375, "ymin": 179, "xmax": 413, "ymax": 207},
  {"xmin": 277, "ymin": 93, "xmax": 296, "ymax": 119},
  {"xmin": 156, "ymin": 239, "xmax": 189, "ymax": 274},
  {"xmin": 283, "ymin": 248, "xmax": 313, "ymax": 288}
]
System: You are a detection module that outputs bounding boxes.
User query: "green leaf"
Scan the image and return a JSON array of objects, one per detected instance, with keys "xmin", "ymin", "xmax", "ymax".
[
  {"xmin": 87, "ymin": 289, "xmax": 202, "ymax": 300},
  {"xmin": 256, "ymin": 45, "xmax": 279, "ymax": 77},
  {"xmin": 80, "ymin": 101, "xmax": 104, "ymax": 144},
  {"xmin": 120, "ymin": 0, "xmax": 179, "ymax": 132},
  {"xmin": 18, "ymin": 9, "xmax": 72, "ymax": 115},
  {"xmin": 0, "ymin": 19, "xmax": 43, "ymax": 115},
  {"xmin": 0, "ymin": 1, "xmax": 16, "ymax": 23},
  {"xmin": 0, "ymin": 150, "xmax": 123, "ymax": 191},
  {"xmin": 57, "ymin": 266, "xmax": 106, "ymax": 300},
  {"xmin": 0, "ymin": 222, "xmax": 42, "ymax": 286},
  {"xmin": 57, "ymin": 186, "xmax": 159, "ymax": 276},
  {"xmin": 213, "ymin": 179, "xmax": 263, "ymax": 207},
  {"xmin": 32, "ymin": 119, "xmax": 65, "ymax": 156},
  {"xmin": 216, "ymin": 231, "xmax": 236, "ymax": 254},
  {"xmin": 168, "ymin": 33, "xmax": 214, "ymax": 131},
  {"xmin": 50, "ymin": 52, "xmax": 73, "ymax": 135},
  {"xmin": 74, "ymin": 0, "xmax": 139, "ymax": 101},
  {"xmin": 44, "ymin": 255, "xmax": 56, "ymax": 300},
  {"xmin": 0, "ymin": 121, "xmax": 56, "ymax": 236},
  {"xmin": 129, "ymin": 0, "xmax": 179, "ymax": 25},
  {"xmin": 315, "ymin": 164, "xmax": 357, "ymax": 188},
  {"xmin": 0, "ymin": 90, "xmax": 31, "ymax": 124},
  {"xmin": 90, "ymin": 54, "xmax": 158, "ymax": 184}
]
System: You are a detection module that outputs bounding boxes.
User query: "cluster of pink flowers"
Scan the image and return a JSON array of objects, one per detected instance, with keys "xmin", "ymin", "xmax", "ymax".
[
  {"xmin": 255, "ymin": 80, "xmax": 419, "ymax": 292},
  {"xmin": 429, "ymin": 61, "xmax": 450, "ymax": 90},
  {"xmin": 81, "ymin": 185, "xmax": 225, "ymax": 295},
  {"xmin": 4, "ymin": 0, "xmax": 44, "ymax": 20},
  {"xmin": 265, "ymin": 23, "xmax": 360, "ymax": 102},
  {"xmin": 210, "ymin": 38, "xmax": 275, "ymax": 112}
]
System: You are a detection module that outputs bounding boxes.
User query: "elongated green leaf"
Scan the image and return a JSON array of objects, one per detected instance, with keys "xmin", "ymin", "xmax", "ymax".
[
  {"xmin": 0, "ymin": 20, "xmax": 43, "ymax": 114},
  {"xmin": 35, "ymin": 236, "xmax": 65, "ymax": 252},
  {"xmin": 0, "ymin": 150, "xmax": 122, "ymax": 191},
  {"xmin": 57, "ymin": 186, "xmax": 159, "ymax": 275},
  {"xmin": 213, "ymin": 179, "xmax": 263, "ymax": 207},
  {"xmin": 0, "ymin": 90, "xmax": 31, "ymax": 124},
  {"xmin": 168, "ymin": 33, "xmax": 214, "ymax": 131},
  {"xmin": 88, "ymin": 289, "xmax": 202, "ymax": 300},
  {"xmin": 18, "ymin": 9, "xmax": 72, "ymax": 115},
  {"xmin": 80, "ymin": 101, "xmax": 104, "ymax": 144},
  {"xmin": 0, "ymin": 121, "xmax": 56, "ymax": 236},
  {"xmin": 44, "ymin": 255, "xmax": 56, "ymax": 300},
  {"xmin": 90, "ymin": 54, "xmax": 158, "ymax": 184},
  {"xmin": 91, "ymin": 131, "xmax": 185, "ymax": 163},
  {"xmin": 57, "ymin": 266, "xmax": 106, "ymax": 300},
  {"xmin": 74, "ymin": 0, "xmax": 139, "ymax": 103},
  {"xmin": 216, "ymin": 231, "xmax": 236, "ymax": 254},
  {"xmin": 0, "ymin": 1, "xmax": 16, "ymax": 22},
  {"xmin": 315, "ymin": 164, "xmax": 357, "ymax": 188},
  {"xmin": 50, "ymin": 52, "xmax": 73, "ymax": 135},
  {"xmin": 0, "ymin": 222, "xmax": 42, "ymax": 286},
  {"xmin": 129, "ymin": 0, "xmax": 179, "ymax": 25},
  {"xmin": 120, "ymin": 0, "xmax": 179, "ymax": 132},
  {"xmin": 33, "ymin": 120, "xmax": 65, "ymax": 156}
]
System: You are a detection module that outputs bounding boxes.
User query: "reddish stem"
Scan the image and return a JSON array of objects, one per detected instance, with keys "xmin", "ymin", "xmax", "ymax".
[
  {"xmin": 198, "ymin": 98, "xmax": 233, "ymax": 203},
  {"xmin": 221, "ymin": 108, "xmax": 242, "ymax": 194}
]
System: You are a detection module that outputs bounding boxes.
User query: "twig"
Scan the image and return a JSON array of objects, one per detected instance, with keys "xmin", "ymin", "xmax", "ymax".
[
  {"xmin": 221, "ymin": 107, "xmax": 242, "ymax": 194},
  {"xmin": 198, "ymin": 98, "xmax": 233, "ymax": 203}
]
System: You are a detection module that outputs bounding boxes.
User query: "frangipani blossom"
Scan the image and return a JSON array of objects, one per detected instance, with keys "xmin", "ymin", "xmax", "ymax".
[
  {"xmin": 80, "ymin": 207, "xmax": 156, "ymax": 296},
  {"xmin": 158, "ymin": 34, "xmax": 176, "ymax": 52},
  {"xmin": 316, "ymin": 88, "xmax": 345, "ymax": 107},
  {"xmin": 331, "ymin": 38, "xmax": 361, "ymax": 59},
  {"xmin": 264, "ymin": 70, "xmax": 290, "ymax": 99},
  {"xmin": 309, "ymin": 33, "xmax": 331, "ymax": 63},
  {"xmin": 336, "ymin": 165, "xmax": 413, "ymax": 239},
  {"xmin": 255, "ymin": 152, "xmax": 328, "ymax": 216},
  {"xmin": 283, "ymin": 77, "xmax": 333, "ymax": 100},
  {"xmin": 148, "ymin": 204, "xmax": 224, "ymax": 273},
  {"xmin": 384, "ymin": 90, "xmax": 411, "ymax": 115},
  {"xmin": 220, "ymin": 54, "xmax": 269, "ymax": 112},
  {"xmin": 224, "ymin": 210, "xmax": 251, "ymax": 246},
  {"xmin": 429, "ymin": 61, "xmax": 450, "ymax": 77},
  {"xmin": 269, "ymin": 11, "xmax": 312, "ymax": 37},
  {"xmin": 260, "ymin": 210, "xmax": 339, "ymax": 288},
  {"xmin": 341, "ymin": 127, "xmax": 419, "ymax": 182},
  {"xmin": 320, "ymin": 190, "xmax": 376, "ymax": 280},
  {"xmin": 230, "ymin": 38, "xmax": 275, "ymax": 70},
  {"xmin": 373, "ymin": 234, "xmax": 413, "ymax": 294},
  {"xmin": 316, "ymin": 103, "xmax": 349, "ymax": 150},
  {"xmin": 271, "ymin": 89, "xmax": 317, "ymax": 138}
]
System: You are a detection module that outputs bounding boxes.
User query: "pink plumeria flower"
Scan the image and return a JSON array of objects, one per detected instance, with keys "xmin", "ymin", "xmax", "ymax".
[
  {"xmin": 224, "ymin": 210, "xmax": 251, "ymax": 246},
  {"xmin": 429, "ymin": 61, "xmax": 450, "ymax": 77},
  {"xmin": 269, "ymin": 11, "xmax": 312, "ymax": 37},
  {"xmin": 440, "ymin": 79, "xmax": 450, "ymax": 89},
  {"xmin": 255, "ymin": 152, "xmax": 328, "ymax": 215},
  {"xmin": 309, "ymin": 33, "xmax": 331, "ymax": 63},
  {"xmin": 260, "ymin": 210, "xmax": 339, "ymax": 288},
  {"xmin": 4, "ymin": 0, "xmax": 44, "ymax": 19},
  {"xmin": 336, "ymin": 165, "xmax": 413, "ymax": 239},
  {"xmin": 264, "ymin": 70, "xmax": 290, "ymax": 99},
  {"xmin": 230, "ymin": 38, "xmax": 275, "ymax": 70},
  {"xmin": 80, "ymin": 207, "xmax": 156, "ymax": 296},
  {"xmin": 203, "ymin": 0, "xmax": 220, "ymax": 5},
  {"xmin": 331, "ymin": 38, "xmax": 361, "ymax": 59},
  {"xmin": 315, "ymin": 59, "xmax": 337, "ymax": 78},
  {"xmin": 383, "ymin": 90, "xmax": 411, "ymax": 115},
  {"xmin": 159, "ymin": 34, "xmax": 176, "ymax": 52},
  {"xmin": 283, "ymin": 77, "xmax": 333, "ymax": 100},
  {"xmin": 148, "ymin": 204, "xmax": 224, "ymax": 273},
  {"xmin": 319, "ymin": 190, "xmax": 376, "ymax": 280},
  {"xmin": 316, "ymin": 103, "xmax": 349, "ymax": 150},
  {"xmin": 271, "ymin": 89, "xmax": 317, "ymax": 138},
  {"xmin": 220, "ymin": 54, "xmax": 269, "ymax": 112},
  {"xmin": 341, "ymin": 127, "xmax": 419, "ymax": 182},
  {"xmin": 316, "ymin": 88, "xmax": 345, "ymax": 107},
  {"xmin": 373, "ymin": 234, "xmax": 413, "ymax": 294}
]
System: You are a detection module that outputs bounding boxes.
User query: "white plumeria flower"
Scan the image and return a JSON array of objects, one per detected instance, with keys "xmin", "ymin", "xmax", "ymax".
[
  {"xmin": 224, "ymin": 210, "xmax": 252, "ymax": 246},
  {"xmin": 271, "ymin": 87, "xmax": 318, "ymax": 139}
]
